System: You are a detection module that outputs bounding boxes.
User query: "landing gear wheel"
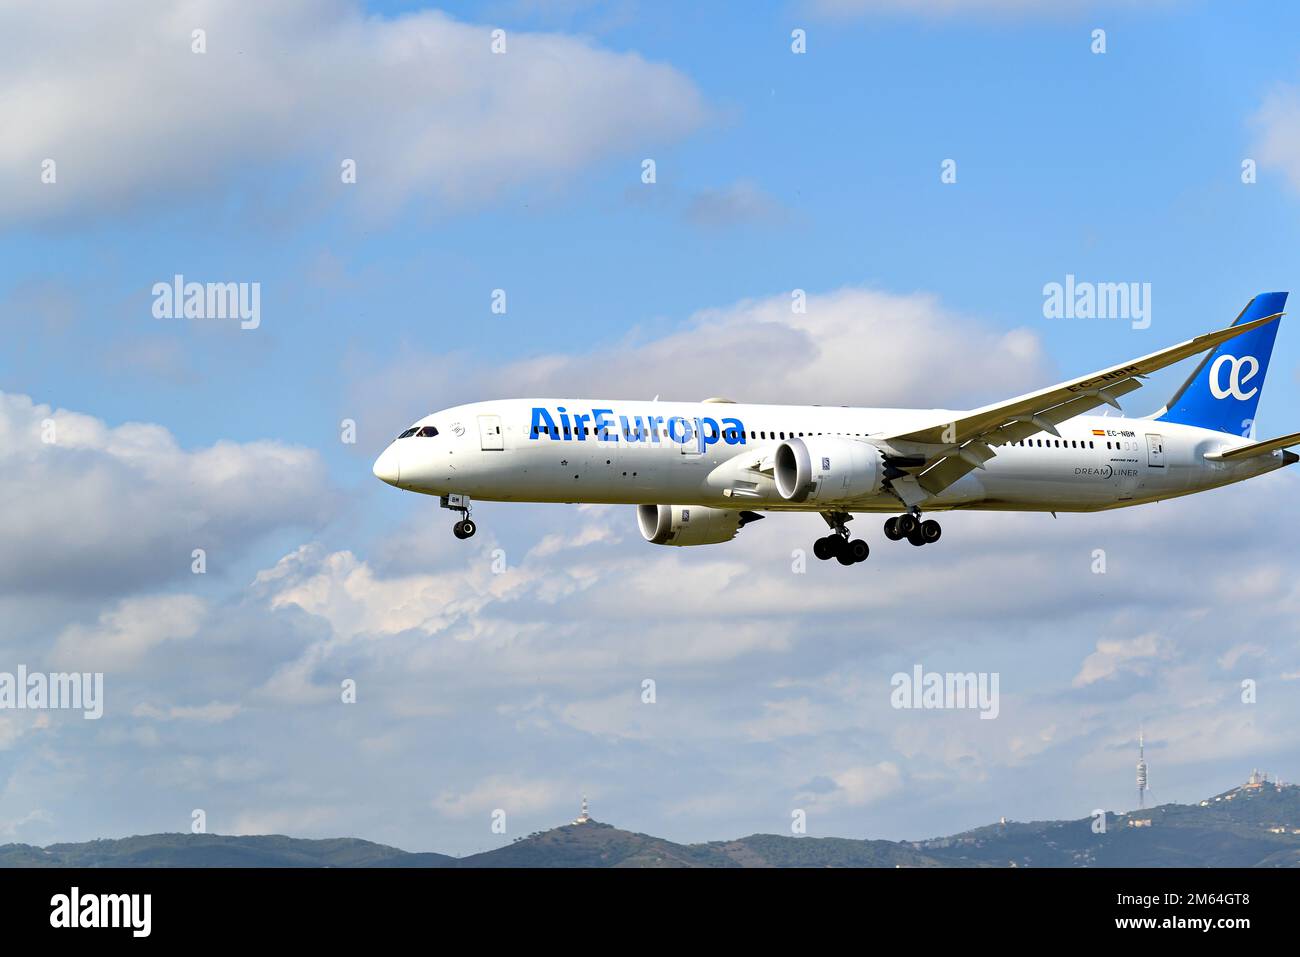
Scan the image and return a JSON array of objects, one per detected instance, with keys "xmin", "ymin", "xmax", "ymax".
[
  {"xmin": 884, "ymin": 517, "xmax": 903, "ymax": 541},
  {"xmin": 907, "ymin": 527, "xmax": 926, "ymax": 547},
  {"xmin": 920, "ymin": 519, "xmax": 942, "ymax": 544},
  {"xmin": 848, "ymin": 539, "xmax": 870, "ymax": 563},
  {"xmin": 453, "ymin": 519, "xmax": 477, "ymax": 539},
  {"xmin": 835, "ymin": 545, "xmax": 856, "ymax": 566},
  {"xmin": 813, "ymin": 537, "xmax": 836, "ymax": 561},
  {"xmin": 896, "ymin": 514, "xmax": 918, "ymax": 537}
]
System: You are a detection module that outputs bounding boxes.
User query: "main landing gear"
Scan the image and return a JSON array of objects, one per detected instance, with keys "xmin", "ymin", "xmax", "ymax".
[
  {"xmin": 883, "ymin": 512, "xmax": 941, "ymax": 547},
  {"xmin": 441, "ymin": 493, "xmax": 477, "ymax": 539},
  {"xmin": 813, "ymin": 512, "xmax": 870, "ymax": 566}
]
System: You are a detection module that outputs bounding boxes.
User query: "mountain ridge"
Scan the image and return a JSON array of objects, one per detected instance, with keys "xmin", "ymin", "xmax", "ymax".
[{"xmin": 5, "ymin": 777, "xmax": 1297, "ymax": 868}]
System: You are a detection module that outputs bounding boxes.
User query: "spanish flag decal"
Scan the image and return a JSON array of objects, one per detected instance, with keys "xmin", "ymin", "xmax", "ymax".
[{"xmin": 1092, "ymin": 429, "xmax": 1106, "ymax": 436}]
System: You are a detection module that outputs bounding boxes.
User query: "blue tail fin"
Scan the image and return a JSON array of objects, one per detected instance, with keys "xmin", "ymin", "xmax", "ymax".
[{"xmin": 1155, "ymin": 292, "xmax": 1287, "ymax": 437}]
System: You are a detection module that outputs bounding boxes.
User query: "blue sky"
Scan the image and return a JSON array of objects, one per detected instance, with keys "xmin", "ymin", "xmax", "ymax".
[{"xmin": 2, "ymin": 0, "xmax": 1299, "ymax": 854}]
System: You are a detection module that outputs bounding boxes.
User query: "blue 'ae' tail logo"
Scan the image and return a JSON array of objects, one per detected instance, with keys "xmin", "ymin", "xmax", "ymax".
[{"xmin": 1157, "ymin": 292, "xmax": 1286, "ymax": 436}]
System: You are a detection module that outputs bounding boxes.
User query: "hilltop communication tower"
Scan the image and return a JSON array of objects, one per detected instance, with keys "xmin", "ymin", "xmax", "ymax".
[
  {"xmin": 573, "ymin": 795, "xmax": 591, "ymax": 825},
  {"xmin": 1136, "ymin": 728, "xmax": 1149, "ymax": 809}
]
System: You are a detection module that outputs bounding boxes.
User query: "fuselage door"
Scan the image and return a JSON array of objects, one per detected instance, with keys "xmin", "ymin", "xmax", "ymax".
[
  {"xmin": 1145, "ymin": 433, "xmax": 1165, "ymax": 468},
  {"xmin": 479, "ymin": 415, "xmax": 504, "ymax": 451},
  {"xmin": 678, "ymin": 418, "xmax": 704, "ymax": 456}
]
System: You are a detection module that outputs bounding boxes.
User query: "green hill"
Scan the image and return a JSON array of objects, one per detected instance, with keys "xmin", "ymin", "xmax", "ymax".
[
  {"xmin": 4, "ymin": 775, "xmax": 1297, "ymax": 868},
  {"xmin": 0, "ymin": 833, "xmax": 455, "ymax": 868}
]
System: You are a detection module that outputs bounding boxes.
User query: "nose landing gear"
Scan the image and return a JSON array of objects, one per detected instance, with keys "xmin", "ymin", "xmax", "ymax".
[{"xmin": 442, "ymin": 493, "xmax": 477, "ymax": 539}]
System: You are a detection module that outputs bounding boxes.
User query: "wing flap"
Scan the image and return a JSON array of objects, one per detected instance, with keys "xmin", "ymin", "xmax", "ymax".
[{"xmin": 916, "ymin": 453, "xmax": 984, "ymax": 495}]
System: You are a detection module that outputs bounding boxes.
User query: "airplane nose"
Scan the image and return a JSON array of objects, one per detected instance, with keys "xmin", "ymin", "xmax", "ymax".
[{"xmin": 372, "ymin": 444, "xmax": 401, "ymax": 486}]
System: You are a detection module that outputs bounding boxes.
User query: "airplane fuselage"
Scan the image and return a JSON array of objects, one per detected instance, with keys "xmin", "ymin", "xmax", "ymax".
[{"xmin": 373, "ymin": 398, "xmax": 1288, "ymax": 514}]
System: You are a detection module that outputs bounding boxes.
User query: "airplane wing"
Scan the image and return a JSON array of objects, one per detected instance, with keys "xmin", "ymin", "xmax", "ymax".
[
  {"xmin": 878, "ymin": 311, "xmax": 1283, "ymax": 505},
  {"xmin": 1204, "ymin": 431, "xmax": 1300, "ymax": 461}
]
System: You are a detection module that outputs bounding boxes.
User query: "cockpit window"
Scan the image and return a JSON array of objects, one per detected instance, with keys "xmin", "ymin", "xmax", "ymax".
[
  {"xmin": 417, "ymin": 426, "xmax": 438, "ymax": 437},
  {"xmin": 397, "ymin": 427, "xmax": 419, "ymax": 439}
]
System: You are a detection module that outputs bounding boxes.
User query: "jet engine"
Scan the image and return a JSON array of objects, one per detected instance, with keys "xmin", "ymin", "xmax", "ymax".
[
  {"xmin": 637, "ymin": 504, "xmax": 764, "ymax": 546},
  {"xmin": 773, "ymin": 437, "xmax": 884, "ymax": 505}
]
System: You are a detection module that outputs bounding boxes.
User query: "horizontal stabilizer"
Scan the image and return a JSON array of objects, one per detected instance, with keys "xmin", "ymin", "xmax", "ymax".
[{"xmin": 1205, "ymin": 431, "xmax": 1300, "ymax": 461}]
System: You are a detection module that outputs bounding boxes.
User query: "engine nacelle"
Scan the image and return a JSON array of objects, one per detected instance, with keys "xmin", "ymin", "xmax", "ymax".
[
  {"xmin": 774, "ymin": 437, "xmax": 884, "ymax": 504},
  {"xmin": 637, "ymin": 504, "xmax": 760, "ymax": 546}
]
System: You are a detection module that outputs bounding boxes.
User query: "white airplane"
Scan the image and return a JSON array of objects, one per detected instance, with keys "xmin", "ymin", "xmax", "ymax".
[{"xmin": 373, "ymin": 293, "xmax": 1298, "ymax": 565}]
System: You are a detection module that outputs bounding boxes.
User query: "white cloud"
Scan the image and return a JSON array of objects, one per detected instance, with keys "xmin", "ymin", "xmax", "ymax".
[
  {"xmin": 0, "ymin": 392, "xmax": 334, "ymax": 596},
  {"xmin": 132, "ymin": 700, "xmax": 241, "ymax": 724},
  {"xmin": 1217, "ymin": 643, "xmax": 1266, "ymax": 671},
  {"xmin": 53, "ymin": 594, "xmax": 206, "ymax": 671},
  {"xmin": 351, "ymin": 286, "xmax": 1051, "ymax": 428},
  {"xmin": 1251, "ymin": 83, "xmax": 1300, "ymax": 195},
  {"xmin": 0, "ymin": 0, "xmax": 707, "ymax": 222},
  {"xmin": 8, "ymin": 465, "xmax": 1300, "ymax": 852},
  {"xmin": 683, "ymin": 179, "xmax": 789, "ymax": 228},
  {"xmin": 433, "ymin": 774, "xmax": 565, "ymax": 818},
  {"xmin": 0, "ymin": 808, "xmax": 53, "ymax": 838},
  {"xmin": 798, "ymin": 762, "xmax": 903, "ymax": 809},
  {"xmin": 254, "ymin": 542, "xmax": 520, "ymax": 641},
  {"xmin": 1072, "ymin": 632, "xmax": 1173, "ymax": 687}
]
